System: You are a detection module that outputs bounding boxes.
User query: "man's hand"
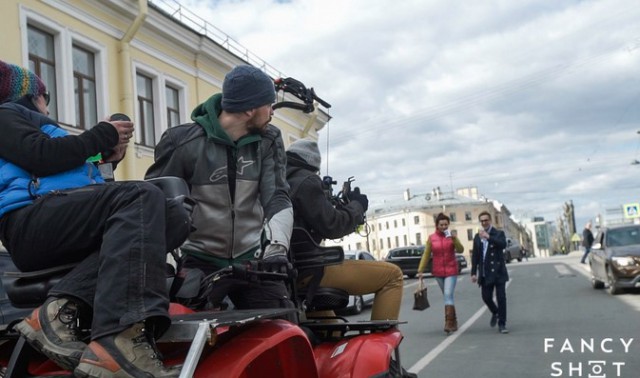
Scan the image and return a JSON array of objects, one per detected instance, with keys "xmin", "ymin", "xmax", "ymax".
[
  {"xmin": 347, "ymin": 187, "xmax": 369, "ymax": 212},
  {"xmin": 471, "ymin": 275, "xmax": 478, "ymax": 283},
  {"xmin": 261, "ymin": 244, "xmax": 291, "ymax": 273}
]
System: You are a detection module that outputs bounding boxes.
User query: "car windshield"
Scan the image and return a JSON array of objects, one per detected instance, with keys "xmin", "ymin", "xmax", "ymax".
[{"xmin": 606, "ymin": 227, "xmax": 640, "ymax": 247}]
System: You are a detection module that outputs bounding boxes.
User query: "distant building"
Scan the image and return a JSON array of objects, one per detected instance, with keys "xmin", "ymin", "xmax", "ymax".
[{"xmin": 326, "ymin": 186, "xmax": 531, "ymax": 261}]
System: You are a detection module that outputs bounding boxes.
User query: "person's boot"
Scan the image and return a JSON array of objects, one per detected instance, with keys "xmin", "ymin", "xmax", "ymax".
[
  {"xmin": 449, "ymin": 305, "xmax": 458, "ymax": 332},
  {"xmin": 74, "ymin": 322, "xmax": 181, "ymax": 378},
  {"xmin": 15, "ymin": 296, "xmax": 87, "ymax": 371},
  {"xmin": 444, "ymin": 305, "xmax": 457, "ymax": 334}
]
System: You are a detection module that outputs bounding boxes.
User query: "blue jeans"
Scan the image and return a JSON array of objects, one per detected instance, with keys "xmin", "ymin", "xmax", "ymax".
[{"xmin": 435, "ymin": 276, "xmax": 458, "ymax": 305}]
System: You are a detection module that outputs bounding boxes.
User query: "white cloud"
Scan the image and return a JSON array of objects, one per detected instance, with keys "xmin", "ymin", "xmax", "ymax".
[{"xmin": 182, "ymin": 0, "xmax": 640, "ymax": 226}]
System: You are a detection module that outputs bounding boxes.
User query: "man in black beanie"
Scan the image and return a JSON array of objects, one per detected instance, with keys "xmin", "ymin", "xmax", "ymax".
[{"xmin": 146, "ymin": 65, "xmax": 295, "ymax": 312}]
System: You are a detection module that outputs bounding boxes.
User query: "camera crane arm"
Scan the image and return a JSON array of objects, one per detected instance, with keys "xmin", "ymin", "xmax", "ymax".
[{"xmin": 273, "ymin": 77, "xmax": 331, "ymax": 113}]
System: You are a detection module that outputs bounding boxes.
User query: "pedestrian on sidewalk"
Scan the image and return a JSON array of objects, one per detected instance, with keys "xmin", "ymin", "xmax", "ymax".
[
  {"xmin": 580, "ymin": 222, "xmax": 594, "ymax": 264},
  {"xmin": 417, "ymin": 213, "xmax": 464, "ymax": 334}
]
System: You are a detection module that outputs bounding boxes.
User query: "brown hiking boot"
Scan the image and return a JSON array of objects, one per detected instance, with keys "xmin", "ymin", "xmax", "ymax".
[
  {"xmin": 15, "ymin": 296, "xmax": 87, "ymax": 370},
  {"xmin": 74, "ymin": 322, "xmax": 181, "ymax": 378},
  {"xmin": 444, "ymin": 305, "xmax": 458, "ymax": 334}
]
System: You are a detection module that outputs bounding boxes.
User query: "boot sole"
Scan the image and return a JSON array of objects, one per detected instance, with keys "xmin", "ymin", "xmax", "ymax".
[
  {"xmin": 15, "ymin": 319, "xmax": 84, "ymax": 371},
  {"xmin": 75, "ymin": 363, "xmax": 135, "ymax": 378}
]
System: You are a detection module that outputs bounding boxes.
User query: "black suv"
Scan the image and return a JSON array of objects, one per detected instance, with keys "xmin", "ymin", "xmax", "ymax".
[{"xmin": 385, "ymin": 245, "xmax": 466, "ymax": 278}]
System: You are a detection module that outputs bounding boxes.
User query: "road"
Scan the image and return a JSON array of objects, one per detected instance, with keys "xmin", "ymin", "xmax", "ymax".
[{"xmin": 345, "ymin": 252, "xmax": 640, "ymax": 378}]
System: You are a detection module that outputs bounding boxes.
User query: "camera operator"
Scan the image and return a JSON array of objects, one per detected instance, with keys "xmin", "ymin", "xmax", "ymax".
[{"xmin": 286, "ymin": 139, "xmax": 403, "ymax": 321}]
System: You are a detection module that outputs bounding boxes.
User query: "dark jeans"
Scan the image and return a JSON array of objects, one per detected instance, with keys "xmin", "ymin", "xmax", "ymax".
[
  {"xmin": 0, "ymin": 182, "xmax": 190, "ymax": 339},
  {"xmin": 481, "ymin": 282, "xmax": 507, "ymax": 326},
  {"xmin": 580, "ymin": 247, "xmax": 591, "ymax": 264}
]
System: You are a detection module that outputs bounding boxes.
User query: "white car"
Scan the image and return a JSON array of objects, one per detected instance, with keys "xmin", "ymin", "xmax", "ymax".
[{"xmin": 335, "ymin": 250, "xmax": 377, "ymax": 315}]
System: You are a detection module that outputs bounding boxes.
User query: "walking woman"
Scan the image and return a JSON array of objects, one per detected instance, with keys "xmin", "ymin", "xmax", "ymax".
[{"xmin": 417, "ymin": 213, "xmax": 464, "ymax": 334}]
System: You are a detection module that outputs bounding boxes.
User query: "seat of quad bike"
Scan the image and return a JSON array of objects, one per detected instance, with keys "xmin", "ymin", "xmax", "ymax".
[
  {"xmin": 2, "ymin": 262, "xmax": 77, "ymax": 308},
  {"xmin": 289, "ymin": 228, "xmax": 350, "ymax": 312}
]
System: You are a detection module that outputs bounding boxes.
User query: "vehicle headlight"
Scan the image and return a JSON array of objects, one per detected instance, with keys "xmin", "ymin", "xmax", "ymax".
[{"xmin": 611, "ymin": 257, "xmax": 635, "ymax": 267}]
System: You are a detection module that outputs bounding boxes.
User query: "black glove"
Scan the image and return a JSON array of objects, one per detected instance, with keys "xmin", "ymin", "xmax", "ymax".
[
  {"xmin": 347, "ymin": 187, "xmax": 369, "ymax": 212},
  {"xmin": 261, "ymin": 244, "xmax": 292, "ymax": 273}
]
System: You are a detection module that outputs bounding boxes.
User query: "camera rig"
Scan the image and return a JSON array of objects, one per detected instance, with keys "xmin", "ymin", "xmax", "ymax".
[{"xmin": 273, "ymin": 77, "xmax": 331, "ymax": 113}]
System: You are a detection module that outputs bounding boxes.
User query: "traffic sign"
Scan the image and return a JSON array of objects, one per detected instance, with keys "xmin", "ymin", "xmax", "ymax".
[{"xmin": 623, "ymin": 203, "xmax": 640, "ymax": 218}]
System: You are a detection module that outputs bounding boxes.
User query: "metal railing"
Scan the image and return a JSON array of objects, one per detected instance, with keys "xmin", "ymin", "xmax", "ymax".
[{"xmin": 147, "ymin": 0, "xmax": 284, "ymax": 78}]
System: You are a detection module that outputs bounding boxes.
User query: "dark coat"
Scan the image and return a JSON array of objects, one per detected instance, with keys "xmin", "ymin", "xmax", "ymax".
[
  {"xmin": 471, "ymin": 226, "xmax": 509, "ymax": 286},
  {"xmin": 582, "ymin": 228, "xmax": 594, "ymax": 248},
  {"xmin": 286, "ymin": 158, "xmax": 364, "ymax": 244}
]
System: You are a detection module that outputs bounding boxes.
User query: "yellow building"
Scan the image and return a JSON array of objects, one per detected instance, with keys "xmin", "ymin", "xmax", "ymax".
[{"xmin": 0, "ymin": 0, "xmax": 330, "ymax": 180}]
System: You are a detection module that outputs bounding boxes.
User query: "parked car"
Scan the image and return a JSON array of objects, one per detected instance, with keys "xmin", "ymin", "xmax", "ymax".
[
  {"xmin": 0, "ymin": 248, "xmax": 32, "ymax": 331},
  {"xmin": 336, "ymin": 250, "xmax": 377, "ymax": 315},
  {"xmin": 384, "ymin": 245, "xmax": 465, "ymax": 278},
  {"xmin": 456, "ymin": 254, "xmax": 468, "ymax": 272},
  {"xmin": 504, "ymin": 238, "xmax": 522, "ymax": 263},
  {"xmin": 588, "ymin": 224, "xmax": 640, "ymax": 295}
]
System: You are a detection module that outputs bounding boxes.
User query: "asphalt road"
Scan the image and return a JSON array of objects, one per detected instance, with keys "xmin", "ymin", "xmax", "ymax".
[{"xmin": 345, "ymin": 252, "xmax": 640, "ymax": 378}]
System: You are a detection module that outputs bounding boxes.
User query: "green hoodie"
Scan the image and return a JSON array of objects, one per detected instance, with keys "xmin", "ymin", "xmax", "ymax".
[{"xmin": 191, "ymin": 93, "xmax": 261, "ymax": 148}]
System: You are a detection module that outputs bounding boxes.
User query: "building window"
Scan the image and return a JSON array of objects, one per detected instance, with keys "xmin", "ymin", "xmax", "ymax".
[
  {"xmin": 27, "ymin": 25, "xmax": 57, "ymax": 119},
  {"xmin": 416, "ymin": 233, "xmax": 422, "ymax": 245},
  {"xmin": 72, "ymin": 45, "xmax": 97, "ymax": 130},
  {"xmin": 393, "ymin": 220, "xmax": 397, "ymax": 228},
  {"xmin": 356, "ymin": 242, "xmax": 362, "ymax": 250},
  {"xmin": 467, "ymin": 229, "xmax": 474, "ymax": 241},
  {"xmin": 165, "ymin": 85, "xmax": 181, "ymax": 127},
  {"xmin": 387, "ymin": 237, "xmax": 391, "ymax": 249},
  {"xmin": 372, "ymin": 240, "xmax": 376, "ymax": 251},
  {"xmin": 371, "ymin": 224, "xmax": 375, "ymax": 232},
  {"xmin": 414, "ymin": 216, "xmax": 420, "ymax": 225},
  {"xmin": 403, "ymin": 235, "xmax": 408, "ymax": 245},
  {"xmin": 136, "ymin": 73, "xmax": 155, "ymax": 146},
  {"xmin": 395, "ymin": 236, "xmax": 399, "ymax": 248},
  {"xmin": 386, "ymin": 222, "xmax": 389, "ymax": 230},
  {"xmin": 465, "ymin": 211, "xmax": 472, "ymax": 221},
  {"xmin": 450, "ymin": 213, "xmax": 457, "ymax": 222},
  {"xmin": 378, "ymin": 223, "xmax": 382, "ymax": 230},
  {"xmin": 402, "ymin": 218, "xmax": 406, "ymax": 226},
  {"xmin": 379, "ymin": 239, "xmax": 383, "ymax": 249}
]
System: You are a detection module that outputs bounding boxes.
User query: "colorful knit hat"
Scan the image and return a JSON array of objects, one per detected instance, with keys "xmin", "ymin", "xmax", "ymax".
[{"xmin": 0, "ymin": 60, "xmax": 46, "ymax": 104}]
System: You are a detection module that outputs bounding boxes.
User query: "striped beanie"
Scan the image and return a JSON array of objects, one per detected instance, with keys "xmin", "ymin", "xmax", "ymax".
[{"xmin": 0, "ymin": 60, "xmax": 46, "ymax": 104}]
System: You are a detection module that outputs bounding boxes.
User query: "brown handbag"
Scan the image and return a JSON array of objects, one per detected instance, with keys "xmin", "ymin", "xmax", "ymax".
[{"xmin": 413, "ymin": 278, "xmax": 430, "ymax": 311}]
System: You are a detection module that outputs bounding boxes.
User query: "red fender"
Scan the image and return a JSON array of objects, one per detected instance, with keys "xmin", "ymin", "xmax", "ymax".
[
  {"xmin": 312, "ymin": 329, "xmax": 403, "ymax": 378},
  {"xmin": 194, "ymin": 319, "xmax": 319, "ymax": 378}
]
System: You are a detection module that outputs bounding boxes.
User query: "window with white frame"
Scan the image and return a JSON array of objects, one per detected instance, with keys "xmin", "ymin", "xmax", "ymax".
[
  {"xmin": 165, "ymin": 85, "xmax": 181, "ymax": 128},
  {"xmin": 72, "ymin": 45, "xmax": 97, "ymax": 129},
  {"xmin": 136, "ymin": 73, "xmax": 155, "ymax": 147},
  {"xmin": 27, "ymin": 25, "xmax": 58, "ymax": 119}
]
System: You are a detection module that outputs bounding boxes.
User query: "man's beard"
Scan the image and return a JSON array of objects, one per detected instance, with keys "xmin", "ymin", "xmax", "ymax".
[{"xmin": 248, "ymin": 117, "xmax": 272, "ymax": 135}]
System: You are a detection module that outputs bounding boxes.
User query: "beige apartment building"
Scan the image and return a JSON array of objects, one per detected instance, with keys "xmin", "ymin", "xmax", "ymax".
[
  {"xmin": 327, "ymin": 187, "xmax": 533, "ymax": 261},
  {"xmin": 0, "ymin": 0, "xmax": 330, "ymax": 181}
]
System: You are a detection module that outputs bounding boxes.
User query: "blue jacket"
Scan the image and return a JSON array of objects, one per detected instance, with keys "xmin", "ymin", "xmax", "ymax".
[{"xmin": 0, "ymin": 103, "xmax": 118, "ymax": 218}]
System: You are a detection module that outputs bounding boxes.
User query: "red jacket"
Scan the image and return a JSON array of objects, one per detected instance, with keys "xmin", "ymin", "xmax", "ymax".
[{"xmin": 428, "ymin": 231, "xmax": 460, "ymax": 277}]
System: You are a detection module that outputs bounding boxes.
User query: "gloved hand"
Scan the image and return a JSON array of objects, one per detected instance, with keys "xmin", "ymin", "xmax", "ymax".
[
  {"xmin": 347, "ymin": 187, "xmax": 369, "ymax": 212},
  {"xmin": 261, "ymin": 244, "xmax": 292, "ymax": 273}
]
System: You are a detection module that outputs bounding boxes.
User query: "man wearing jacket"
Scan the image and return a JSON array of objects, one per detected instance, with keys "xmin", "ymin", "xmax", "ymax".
[
  {"xmin": 0, "ymin": 60, "xmax": 190, "ymax": 376},
  {"xmin": 286, "ymin": 139, "xmax": 403, "ymax": 321},
  {"xmin": 146, "ymin": 65, "xmax": 294, "ymax": 311},
  {"xmin": 471, "ymin": 211, "xmax": 509, "ymax": 334}
]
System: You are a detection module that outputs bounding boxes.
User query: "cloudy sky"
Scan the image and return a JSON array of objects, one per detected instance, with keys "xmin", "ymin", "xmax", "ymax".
[{"xmin": 179, "ymin": 0, "xmax": 640, "ymax": 227}]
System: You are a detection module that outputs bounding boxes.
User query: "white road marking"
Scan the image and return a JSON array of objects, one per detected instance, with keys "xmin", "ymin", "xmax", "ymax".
[{"xmin": 408, "ymin": 280, "xmax": 512, "ymax": 374}]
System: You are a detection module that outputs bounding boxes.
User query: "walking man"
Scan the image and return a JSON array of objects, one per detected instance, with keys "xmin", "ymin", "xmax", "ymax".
[
  {"xmin": 470, "ymin": 211, "xmax": 509, "ymax": 334},
  {"xmin": 580, "ymin": 222, "xmax": 594, "ymax": 264}
]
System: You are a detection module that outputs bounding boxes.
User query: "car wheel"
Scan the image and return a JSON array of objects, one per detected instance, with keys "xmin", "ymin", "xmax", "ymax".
[
  {"xmin": 591, "ymin": 276, "xmax": 605, "ymax": 289},
  {"xmin": 407, "ymin": 273, "xmax": 416, "ymax": 279},
  {"xmin": 517, "ymin": 257, "xmax": 522, "ymax": 262},
  {"xmin": 352, "ymin": 296, "xmax": 364, "ymax": 314},
  {"xmin": 606, "ymin": 265, "xmax": 622, "ymax": 295}
]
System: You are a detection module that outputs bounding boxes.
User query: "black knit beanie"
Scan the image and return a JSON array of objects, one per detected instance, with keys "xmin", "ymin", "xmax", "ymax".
[{"xmin": 221, "ymin": 65, "xmax": 276, "ymax": 113}]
